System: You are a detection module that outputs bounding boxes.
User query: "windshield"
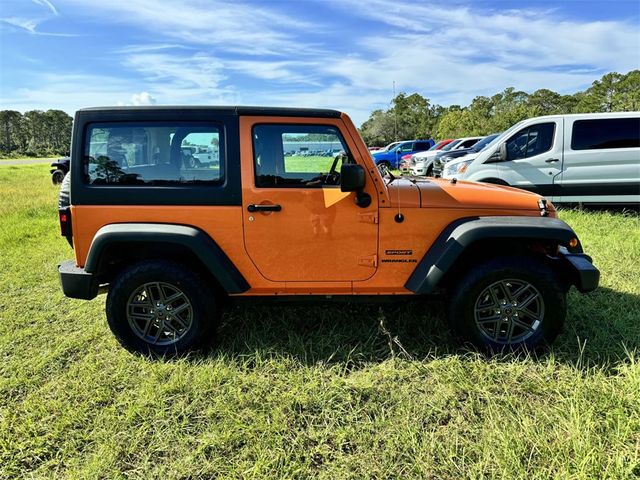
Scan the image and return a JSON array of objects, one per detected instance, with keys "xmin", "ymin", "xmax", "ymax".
[
  {"xmin": 471, "ymin": 133, "xmax": 500, "ymax": 152},
  {"xmin": 441, "ymin": 139, "xmax": 461, "ymax": 151},
  {"xmin": 389, "ymin": 142, "xmax": 410, "ymax": 153},
  {"xmin": 381, "ymin": 141, "xmax": 401, "ymax": 152}
]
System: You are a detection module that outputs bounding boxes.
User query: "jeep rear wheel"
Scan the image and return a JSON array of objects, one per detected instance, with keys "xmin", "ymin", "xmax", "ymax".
[
  {"xmin": 106, "ymin": 260, "xmax": 219, "ymax": 356},
  {"xmin": 448, "ymin": 256, "xmax": 566, "ymax": 351}
]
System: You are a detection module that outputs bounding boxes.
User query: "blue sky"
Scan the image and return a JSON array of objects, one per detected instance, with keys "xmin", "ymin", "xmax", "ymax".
[{"xmin": 1, "ymin": 0, "xmax": 639, "ymax": 125}]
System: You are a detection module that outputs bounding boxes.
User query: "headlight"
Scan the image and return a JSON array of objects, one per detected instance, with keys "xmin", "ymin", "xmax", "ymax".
[{"xmin": 443, "ymin": 159, "xmax": 473, "ymax": 177}]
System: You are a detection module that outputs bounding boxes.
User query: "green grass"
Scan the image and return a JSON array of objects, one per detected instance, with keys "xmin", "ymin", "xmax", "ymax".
[
  {"xmin": 0, "ymin": 163, "xmax": 638, "ymax": 479},
  {"xmin": 0, "ymin": 156, "xmax": 57, "ymax": 161}
]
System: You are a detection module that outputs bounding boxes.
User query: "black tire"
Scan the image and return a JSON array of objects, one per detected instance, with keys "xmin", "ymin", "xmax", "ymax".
[
  {"xmin": 106, "ymin": 260, "xmax": 220, "ymax": 357},
  {"xmin": 426, "ymin": 165, "xmax": 433, "ymax": 177},
  {"xmin": 448, "ymin": 256, "xmax": 566, "ymax": 352},
  {"xmin": 51, "ymin": 169, "xmax": 65, "ymax": 185},
  {"xmin": 378, "ymin": 161, "xmax": 391, "ymax": 169}
]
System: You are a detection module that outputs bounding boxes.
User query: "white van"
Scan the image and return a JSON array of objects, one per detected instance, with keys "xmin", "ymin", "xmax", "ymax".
[{"xmin": 442, "ymin": 112, "xmax": 640, "ymax": 204}]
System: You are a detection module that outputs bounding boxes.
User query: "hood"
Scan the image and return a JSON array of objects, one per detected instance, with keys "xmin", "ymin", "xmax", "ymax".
[
  {"xmin": 440, "ymin": 147, "xmax": 475, "ymax": 160},
  {"xmin": 386, "ymin": 177, "xmax": 549, "ymax": 212},
  {"xmin": 442, "ymin": 152, "xmax": 478, "ymax": 165},
  {"xmin": 412, "ymin": 150, "xmax": 438, "ymax": 161}
]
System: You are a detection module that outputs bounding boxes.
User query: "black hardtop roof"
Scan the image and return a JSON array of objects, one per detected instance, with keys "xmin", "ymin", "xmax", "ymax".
[{"xmin": 77, "ymin": 105, "xmax": 342, "ymax": 118}]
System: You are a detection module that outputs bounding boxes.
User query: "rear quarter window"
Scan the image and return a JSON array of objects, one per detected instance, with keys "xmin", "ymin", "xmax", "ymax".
[
  {"xmin": 84, "ymin": 122, "xmax": 224, "ymax": 185},
  {"xmin": 571, "ymin": 118, "xmax": 640, "ymax": 150}
]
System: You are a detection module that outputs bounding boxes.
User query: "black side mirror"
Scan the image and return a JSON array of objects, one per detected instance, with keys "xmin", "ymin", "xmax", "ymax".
[
  {"xmin": 341, "ymin": 163, "xmax": 365, "ymax": 192},
  {"xmin": 488, "ymin": 143, "xmax": 507, "ymax": 163},
  {"xmin": 340, "ymin": 163, "xmax": 371, "ymax": 208}
]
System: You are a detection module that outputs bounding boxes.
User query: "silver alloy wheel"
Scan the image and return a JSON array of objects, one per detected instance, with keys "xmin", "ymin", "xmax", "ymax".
[
  {"xmin": 474, "ymin": 279, "xmax": 545, "ymax": 345},
  {"xmin": 126, "ymin": 282, "xmax": 193, "ymax": 346}
]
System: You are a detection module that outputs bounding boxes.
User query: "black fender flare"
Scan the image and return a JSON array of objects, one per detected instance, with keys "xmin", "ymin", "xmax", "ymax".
[
  {"xmin": 85, "ymin": 223, "xmax": 249, "ymax": 294},
  {"xmin": 405, "ymin": 216, "xmax": 582, "ymax": 294}
]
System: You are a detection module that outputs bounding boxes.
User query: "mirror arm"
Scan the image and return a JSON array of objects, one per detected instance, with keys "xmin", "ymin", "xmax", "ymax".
[{"xmin": 355, "ymin": 190, "xmax": 372, "ymax": 208}]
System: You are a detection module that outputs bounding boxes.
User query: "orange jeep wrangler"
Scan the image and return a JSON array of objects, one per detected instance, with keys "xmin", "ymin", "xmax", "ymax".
[{"xmin": 57, "ymin": 106, "xmax": 599, "ymax": 355}]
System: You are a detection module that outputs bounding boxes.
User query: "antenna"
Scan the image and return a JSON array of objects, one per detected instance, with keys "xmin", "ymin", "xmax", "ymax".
[{"xmin": 393, "ymin": 81, "xmax": 397, "ymax": 142}]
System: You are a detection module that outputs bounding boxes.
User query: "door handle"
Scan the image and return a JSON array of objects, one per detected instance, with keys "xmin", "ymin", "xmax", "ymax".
[
  {"xmin": 247, "ymin": 204, "xmax": 282, "ymax": 212},
  {"xmin": 545, "ymin": 158, "xmax": 560, "ymax": 163}
]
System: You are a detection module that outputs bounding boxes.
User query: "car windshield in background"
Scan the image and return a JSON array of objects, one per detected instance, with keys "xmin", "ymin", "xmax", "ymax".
[
  {"xmin": 441, "ymin": 139, "xmax": 462, "ymax": 151},
  {"xmin": 381, "ymin": 141, "xmax": 401, "ymax": 151},
  {"xmin": 472, "ymin": 134, "xmax": 500, "ymax": 152}
]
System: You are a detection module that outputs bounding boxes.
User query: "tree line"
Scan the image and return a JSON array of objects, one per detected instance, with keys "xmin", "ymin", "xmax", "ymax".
[
  {"xmin": 360, "ymin": 70, "xmax": 639, "ymax": 146},
  {"xmin": 1, "ymin": 70, "xmax": 637, "ymax": 156},
  {"xmin": 0, "ymin": 110, "xmax": 72, "ymax": 158}
]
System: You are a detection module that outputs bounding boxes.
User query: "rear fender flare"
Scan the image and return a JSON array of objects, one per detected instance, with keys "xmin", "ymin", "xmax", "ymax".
[{"xmin": 85, "ymin": 223, "xmax": 249, "ymax": 294}]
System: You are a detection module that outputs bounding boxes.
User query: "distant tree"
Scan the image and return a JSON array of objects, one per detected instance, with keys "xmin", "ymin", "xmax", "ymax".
[
  {"xmin": 0, "ymin": 110, "xmax": 22, "ymax": 154},
  {"xmin": 359, "ymin": 70, "xmax": 639, "ymax": 144},
  {"xmin": 0, "ymin": 109, "xmax": 73, "ymax": 157},
  {"xmin": 360, "ymin": 109, "xmax": 396, "ymax": 146}
]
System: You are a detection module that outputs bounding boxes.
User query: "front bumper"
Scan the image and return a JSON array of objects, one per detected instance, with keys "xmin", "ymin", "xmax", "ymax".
[
  {"xmin": 58, "ymin": 260, "xmax": 99, "ymax": 300},
  {"xmin": 558, "ymin": 248, "xmax": 599, "ymax": 293}
]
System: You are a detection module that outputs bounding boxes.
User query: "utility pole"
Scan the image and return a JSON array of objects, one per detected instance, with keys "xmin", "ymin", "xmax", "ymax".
[{"xmin": 393, "ymin": 81, "xmax": 398, "ymax": 141}]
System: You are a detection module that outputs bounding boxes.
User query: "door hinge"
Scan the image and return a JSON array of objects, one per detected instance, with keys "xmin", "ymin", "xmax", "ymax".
[
  {"xmin": 358, "ymin": 254, "xmax": 378, "ymax": 268},
  {"xmin": 358, "ymin": 211, "xmax": 378, "ymax": 224}
]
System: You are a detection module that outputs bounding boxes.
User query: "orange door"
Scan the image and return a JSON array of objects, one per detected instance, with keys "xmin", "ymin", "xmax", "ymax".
[{"xmin": 239, "ymin": 117, "xmax": 379, "ymax": 283}]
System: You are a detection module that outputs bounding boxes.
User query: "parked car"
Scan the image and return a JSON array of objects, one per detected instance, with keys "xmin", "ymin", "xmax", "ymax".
[
  {"xmin": 399, "ymin": 139, "xmax": 455, "ymax": 172},
  {"xmin": 433, "ymin": 139, "xmax": 454, "ymax": 150},
  {"xmin": 409, "ymin": 136, "xmax": 482, "ymax": 176},
  {"xmin": 379, "ymin": 141, "xmax": 402, "ymax": 152},
  {"xmin": 372, "ymin": 139, "xmax": 435, "ymax": 169},
  {"xmin": 442, "ymin": 112, "xmax": 640, "ymax": 204},
  {"xmin": 50, "ymin": 157, "xmax": 70, "ymax": 184},
  {"xmin": 431, "ymin": 133, "xmax": 500, "ymax": 177},
  {"xmin": 57, "ymin": 105, "xmax": 598, "ymax": 355}
]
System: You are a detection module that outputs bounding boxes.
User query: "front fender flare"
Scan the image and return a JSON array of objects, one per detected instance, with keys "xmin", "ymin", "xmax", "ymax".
[{"xmin": 405, "ymin": 216, "xmax": 582, "ymax": 294}]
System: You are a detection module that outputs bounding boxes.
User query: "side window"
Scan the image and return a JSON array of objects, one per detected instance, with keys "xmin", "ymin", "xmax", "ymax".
[
  {"xmin": 253, "ymin": 124, "xmax": 350, "ymax": 188},
  {"xmin": 571, "ymin": 118, "xmax": 640, "ymax": 150},
  {"xmin": 84, "ymin": 123, "xmax": 223, "ymax": 185},
  {"xmin": 396, "ymin": 143, "xmax": 412, "ymax": 153},
  {"xmin": 506, "ymin": 123, "xmax": 555, "ymax": 161},
  {"xmin": 414, "ymin": 142, "xmax": 430, "ymax": 151},
  {"xmin": 460, "ymin": 139, "xmax": 478, "ymax": 148}
]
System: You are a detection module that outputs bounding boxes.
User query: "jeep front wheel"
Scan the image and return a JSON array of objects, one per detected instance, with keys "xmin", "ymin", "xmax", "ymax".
[
  {"xmin": 106, "ymin": 260, "xmax": 219, "ymax": 356},
  {"xmin": 448, "ymin": 256, "xmax": 566, "ymax": 351}
]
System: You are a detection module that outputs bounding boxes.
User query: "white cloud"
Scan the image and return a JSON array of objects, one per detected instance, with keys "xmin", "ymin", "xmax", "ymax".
[
  {"xmin": 1, "ymin": 0, "xmax": 71, "ymax": 35},
  {"xmin": 32, "ymin": 0, "xmax": 58, "ymax": 16},
  {"xmin": 1, "ymin": 17, "xmax": 39, "ymax": 33},
  {"xmin": 130, "ymin": 92, "xmax": 156, "ymax": 106},
  {"xmin": 122, "ymin": 52, "xmax": 226, "ymax": 91},
  {"xmin": 2, "ymin": 0, "xmax": 638, "ymax": 126},
  {"xmin": 56, "ymin": 0, "xmax": 324, "ymax": 56}
]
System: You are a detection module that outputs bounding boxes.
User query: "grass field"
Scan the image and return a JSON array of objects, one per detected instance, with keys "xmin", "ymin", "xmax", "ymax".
[{"xmin": 0, "ymin": 163, "xmax": 638, "ymax": 479}]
